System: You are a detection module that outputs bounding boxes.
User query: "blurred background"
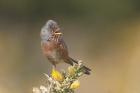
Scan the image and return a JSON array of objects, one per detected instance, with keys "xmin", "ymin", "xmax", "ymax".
[{"xmin": 0, "ymin": 0, "xmax": 140, "ymax": 93}]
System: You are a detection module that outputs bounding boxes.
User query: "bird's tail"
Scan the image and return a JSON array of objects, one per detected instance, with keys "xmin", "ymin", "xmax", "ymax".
[{"xmin": 65, "ymin": 57, "xmax": 91, "ymax": 75}]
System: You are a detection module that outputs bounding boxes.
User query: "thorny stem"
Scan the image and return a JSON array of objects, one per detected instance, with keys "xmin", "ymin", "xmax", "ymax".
[{"xmin": 33, "ymin": 61, "xmax": 84, "ymax": 93}]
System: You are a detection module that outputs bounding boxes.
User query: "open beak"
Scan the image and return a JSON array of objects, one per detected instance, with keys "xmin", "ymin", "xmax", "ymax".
[{"xmin": 54, "ymin": 28, "xmax": 62, "ymax": 34}]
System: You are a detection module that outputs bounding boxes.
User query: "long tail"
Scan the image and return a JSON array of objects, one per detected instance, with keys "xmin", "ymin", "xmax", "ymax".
[{"xmin": 65, "ymin": 57, "xmax": 91, "ymax": 75}]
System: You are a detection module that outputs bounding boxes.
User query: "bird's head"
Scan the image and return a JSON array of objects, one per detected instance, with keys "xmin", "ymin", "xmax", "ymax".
[{"xmin": 40, "ymin": 20, "xmax": 62, "ymax": 40}]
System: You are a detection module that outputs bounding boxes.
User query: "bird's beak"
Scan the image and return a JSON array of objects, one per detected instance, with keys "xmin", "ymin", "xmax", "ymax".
[{"xmin": 54, "ymin": 28, "xmax": 62, "ymax": 34}]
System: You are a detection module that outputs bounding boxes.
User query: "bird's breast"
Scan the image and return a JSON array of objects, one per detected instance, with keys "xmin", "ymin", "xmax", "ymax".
[{"xmin": 41, "ymin": 39, "xmax": 68, "ymax": 64}]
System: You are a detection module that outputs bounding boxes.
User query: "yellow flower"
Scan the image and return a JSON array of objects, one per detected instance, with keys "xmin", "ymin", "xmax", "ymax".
[
  {"xmin": 70, "ymin": 80, "xmax": 80, "ymax": 89},
  {"xmin": 51, "ymin": 69, "xmax": 63, "ymax": 82},
  {"xmin": 68, "ymin": 66, "xmax": 75, "ymax": 74}
]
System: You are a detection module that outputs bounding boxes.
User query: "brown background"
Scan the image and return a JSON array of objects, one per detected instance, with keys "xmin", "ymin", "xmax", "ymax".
[{"xmin": 0, "ymin": 1, "xmax": 140, "ymax": 93}]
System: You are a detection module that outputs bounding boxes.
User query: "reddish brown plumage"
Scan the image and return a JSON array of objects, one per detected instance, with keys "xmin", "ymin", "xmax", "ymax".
[{"xmin": 41, "ymin": 33, "xmax": 69, "ymax": 67}]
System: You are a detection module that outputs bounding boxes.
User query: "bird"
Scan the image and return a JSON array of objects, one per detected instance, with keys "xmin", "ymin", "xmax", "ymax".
[{"xmin": 40, "ymin": 20, "xmax": 91, "ymax": 75}]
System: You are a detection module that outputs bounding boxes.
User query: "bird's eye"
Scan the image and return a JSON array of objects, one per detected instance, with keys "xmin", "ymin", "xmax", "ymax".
[{"xmin": 50, "ymin": 29, "xmax": 53, "ymax": 33}]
